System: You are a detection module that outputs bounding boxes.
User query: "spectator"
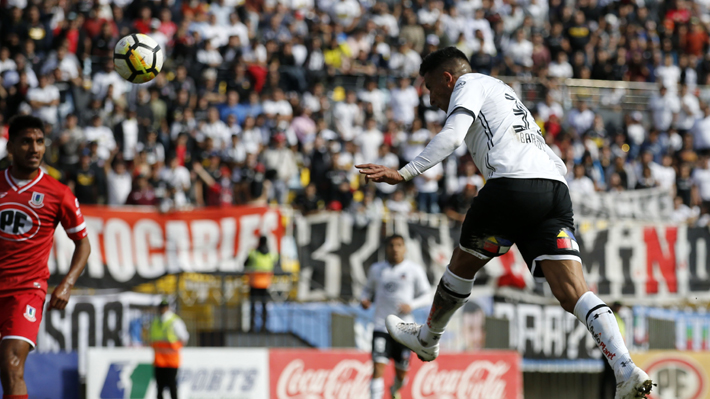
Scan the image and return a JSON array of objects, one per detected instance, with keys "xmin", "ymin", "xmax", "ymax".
[
  {"xmin": 262, "ymin": 133, "xmax": 297, "ymax": 204},
  {"xmin": 692, "ymin": 103, "xmax": 710, "ymax": 151},
  {"xmin": 567, "ymin": 99, "xmax": 596, "ymax": 135},
  {"xmin": 333, "ymin": 90, "xmax": 361, "ymax": 142},
  {"xmin": 414, "ymin": 162, "xmax": 443, "ymax": 214},
  {"xmin": 568, "ymin": 163, "xmax": 596, "ymax": 195},
  {"xmin": 106, "ymin": 156, "xmax": 132, "ymax": 205},
  {"xmin": 386, "ymin": 189, "xmax": 412, "ymax": 215},
  {"xmin": 160, "ymin": 156, "xmax": 191, "ymax": 209},
  {"xmin": 84, "ymin": 115, "xmax": 117, "ymax": 162},
  {"xmin": 126, "ymin": 173, "xmax": 159, "ymax": 206},
  {"xmin": 390, "ymin": 78, "xmax": 419, "ymax": 127},
  {"xmin": 27, "ymin": 74, "xmax": 60, "ymax": 126},
  {"xmin": 648, "ymin": 86, "xmax": 680, "ymax": 133},
  {"xmin": 676, "ymin": 84, "xmax": 701, "ymax": 134}
]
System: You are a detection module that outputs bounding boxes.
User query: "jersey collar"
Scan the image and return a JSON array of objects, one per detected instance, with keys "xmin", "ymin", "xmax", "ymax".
[{"xmin": 6, "ymin": 168, "xmax": 44, "ymax": 194}]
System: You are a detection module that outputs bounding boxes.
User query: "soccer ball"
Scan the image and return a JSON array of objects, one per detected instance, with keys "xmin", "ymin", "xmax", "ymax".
[{"xmin": 113, "ymin": 34, "xmax": 164, "ymax": 84}]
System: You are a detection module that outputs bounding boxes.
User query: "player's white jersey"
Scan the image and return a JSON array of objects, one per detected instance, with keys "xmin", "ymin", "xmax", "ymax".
[
  {"xmin": 448, "ymin": 73, "xmax": 567, "ymax": 183},
  {"xmin": 361, "ymin": 260, "xmax": 431, "ymax": 333}
]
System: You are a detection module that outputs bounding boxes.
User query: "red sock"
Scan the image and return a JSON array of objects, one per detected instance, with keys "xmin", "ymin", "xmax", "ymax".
[{"xmin": 4, "ymin": 395, "xmax": 29, "ymax": 399}]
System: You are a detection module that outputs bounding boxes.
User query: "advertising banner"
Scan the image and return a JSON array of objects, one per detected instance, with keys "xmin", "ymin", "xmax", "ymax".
[
  {"xmin": 49, "ymin": 206, "xmax": 283, "ymax": 288},
  {"xmin": 0, "ymin": 352, "xmax": 79, "ymax": 399},
  {"xmin": 87, "ymin": 348, "xmax": 269, "ymax": 399},
  {"xmin": 631, "ymin": 351, "xmax": 710, "ymax": 399},
  {"xmin": 269, "ymin": 349, "xmax": 522, "ymax": 399},
  {"xmin": 570, "ymin": 187, "xmax": 673, "ymax": 220}
]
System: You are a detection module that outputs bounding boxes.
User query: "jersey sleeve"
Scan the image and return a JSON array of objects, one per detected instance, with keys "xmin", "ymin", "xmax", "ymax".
[
  {"xmin": 60, "ymin": 187, "xmax": 87, "ymax": 241},
  {"xmin": 446, "ymin": 75, "xmax": 486, "ymax": 118},
  {"xmin": 409, "ymin": 265, "xmax": 433, "ymax": 310}
]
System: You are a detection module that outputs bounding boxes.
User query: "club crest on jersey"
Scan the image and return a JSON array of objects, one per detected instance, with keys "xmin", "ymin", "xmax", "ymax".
[
  {"xmin": 24, "ymin": 305, "xmax": 36, "ymax": 322},
  {"xmin": 29, "ymin": 192, "xmax": 44, "ymax": 209}
]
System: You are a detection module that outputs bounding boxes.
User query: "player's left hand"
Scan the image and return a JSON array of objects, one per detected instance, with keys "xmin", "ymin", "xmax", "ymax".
[
  {"xmin": 355, "ymin": 164, "xmax": 405, "ymax": 185},
  {"xmin": 48, "ymin": 282, "xmax": 72, "ymax": 310},
  {"xmin": 398, "ymin": 303, "xmax": 412, "ymax": 315}
]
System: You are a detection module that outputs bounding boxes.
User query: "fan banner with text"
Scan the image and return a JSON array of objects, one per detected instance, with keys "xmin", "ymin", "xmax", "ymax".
[
  {"xmin": 48, "ymin": 206, "xmax": 283, "ymax": 288},
  {"xmin": 269, "ymin": 349, "xmax": 522, "ymax": 399}
]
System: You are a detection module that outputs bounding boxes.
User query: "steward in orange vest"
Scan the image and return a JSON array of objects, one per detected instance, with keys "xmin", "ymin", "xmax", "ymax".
[{"xmin": 150, "ymin": 300, "xmax": 189, "ymax": 399}]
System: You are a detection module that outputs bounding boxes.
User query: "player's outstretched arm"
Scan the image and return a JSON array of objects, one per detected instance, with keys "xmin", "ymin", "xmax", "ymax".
[
  {"xmin": 355, "ymin": 163, "xmax": 405, "ymax": 185},
  {"xmin": 49, "ymin": 237, "xmax": 91, "ymax": 310}
]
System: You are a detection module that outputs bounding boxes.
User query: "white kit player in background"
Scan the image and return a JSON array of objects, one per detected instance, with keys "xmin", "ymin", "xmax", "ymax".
[
  {"xmin": 357, "ymin": 47, "xmax": 654, "ymax": 399},
  {"xmin": 360, "ymin": 235, "xmax": 431, "ymax": 399}
]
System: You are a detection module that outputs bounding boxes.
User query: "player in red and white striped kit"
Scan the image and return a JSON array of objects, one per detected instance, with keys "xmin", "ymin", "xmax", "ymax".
[{"xmin": 0, "ymin": 115, "xmax": 91, "ymax": 399}]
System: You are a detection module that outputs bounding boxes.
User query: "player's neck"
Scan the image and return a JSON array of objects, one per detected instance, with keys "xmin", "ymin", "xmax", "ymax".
[{"xmin": 10, "ymin": 166, "xmax": 40, "ymax": 181}]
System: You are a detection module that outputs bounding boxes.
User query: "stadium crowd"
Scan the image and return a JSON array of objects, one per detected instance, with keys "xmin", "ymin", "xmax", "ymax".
[{"xmin": 0, "ymin": 0, "xmax": 710, "ymax": 224}]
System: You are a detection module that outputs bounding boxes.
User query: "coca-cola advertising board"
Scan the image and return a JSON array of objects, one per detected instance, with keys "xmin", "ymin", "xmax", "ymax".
[{"xmin": 269, "ymin": 349, "xmax": 522, "ymax": 399}]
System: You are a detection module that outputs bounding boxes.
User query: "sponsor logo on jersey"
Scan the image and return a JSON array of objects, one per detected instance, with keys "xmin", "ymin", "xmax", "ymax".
[
  {"xmin": 24, "ymin": 305, "xmax": 36, "ymax": 322},
  {"xmin": 455, "ymin": 81, "xmax": 466, "ymax": 89},
  {"xmin": 0, "ymin": 203, "xmax": 41, "ymax": 241},
  {"xmin": 29, "ymin": 192, "xmax": 44, "ymax": 209}
]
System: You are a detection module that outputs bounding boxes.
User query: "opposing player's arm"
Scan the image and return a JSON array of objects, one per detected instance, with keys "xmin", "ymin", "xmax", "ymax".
[{"xmin": 49, "ymin": 236, "xmax": 91, "ymax": 310}]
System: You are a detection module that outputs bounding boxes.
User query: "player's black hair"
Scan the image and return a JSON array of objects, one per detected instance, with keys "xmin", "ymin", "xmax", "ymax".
[
  {"xmin": 7, "ymin": 115, "xmax": 44, "ymax": 142},
  {"xmin": 419, "ymin": 47, "xmax": 472, "ymax": 77},
  {"xmin": 385, "ymin": 234, "xmax": 405, "ymax": 245}
]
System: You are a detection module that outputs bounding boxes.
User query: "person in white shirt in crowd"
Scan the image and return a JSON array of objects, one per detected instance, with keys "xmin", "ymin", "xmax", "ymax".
[
  {"xmin": 441, "ymin": 6, "xmax": 467, "ymax": 44},
  {"xmin": 262, "ymin": 88, "xmax": 293, "ymax": 120},
  {"xmin": 333, "ymin": 90, "xmax": 362, "ymax": 142},
  {"xmin": 537, "ymin": 91, "xmax": 564, "ymax": 123},
  {"xmin": 40, "ymin": 46, "xmax": 80, "ymax": 82},
  {"xmin": 402, "ymin": 119, "xmax": 431, "ymax": 163},
  {"xmin": 374, "ymin": 144, "xmax": 400, "ymax": 198},
  {"xmin": 361, "ymin": 235, "xmax": 431, "ymax": 399},
  {"xmin": 329, "ymin": 0, "xmax": 361, "ymax": 32},
  {"xmin": 200, "ymin": 107, "xmax": 232, "ymax": 150},
  {"xmin": 389, "ymin": 41, "xmax": 423, "ymax": 78},
  {"xmin": 566, "ymin": 99, "xmax": 595, "ymax": 134},
  {"xmin": 652, "ymin": 154, "xmax": 677, "ymax": 194},
  {"xmin": 355, "ymin": 118, "xmax": 384, "ymax": 164},
  {"xmin": 0, "ymin": 47, "xmax": 17, "ymax": 74},
  {"xmin": 675, "ymin": 83, "xmax": 701, "ymax": 134},
  {"xmin": 27, "ymin": 74, "xmax": 60, "ymax": 126},
  {"xmin": 227, "ymin": 12, "xmax": 250, "ymax": 50},
  {"xmin": 105, "ymin": 157, "xmax": 132, "ymax": 206},
  {"xmin": 654, "ymin": 53, "xmax": 681, "ymax": 94},
  {"xmin": 692, "ymin": 103, "xmax": 710, "ymax": 152},
  {"xmin": 648, "ymin": 85, "xmax": 680, "ymax": 133},
  {"xmin": 370, "ymin": 2, "xmax": 398, "ymax": 37},
  {"xmin": 458, "ymin": 160, "xmax": 484, "ymax": 193},
  {"xmin": 261, "ymin": 133, "xmax": 298, "ymax": 204},
  {"xmin": 390, "ymin": 77, "xmax": 420, "ymax": 127},
  {"xmin": 468, "ymin": 8, "xmax": 495, "ymax": 49},
  {"xmin": 414, "ymin": 162, "xmax": 444, "ymax": 214},
  {"xmin": 671, "ymin": 195, "xmax": 699, "ymax": 224},
  {"xmin": 197, "ymin": 40, "xmax": 224, "ymax": 69},
  {"xmin": 505, "ymin": 29, "xmax": 533, "ymax": 68},
  {"xmin": 548, "ymin": 51, "xmax": 574, "ymax": 79},
  {"xmin": 160, "ymin": 156, "xmax": 191, "ymax": 208},
  {"xmin": 115, "ymin": 108, "xmax": 139, "ymax": 162},
  {"xmin": 386, "ymin": 189, "xmax": 412, "ymax": 215},
  {"xmin": 137, "ymin": 130, "xmax": 166, "ymax": 166},
  {"xmin": 84, "ymin": 115, "xmax": 117, "ymax": 162},
  {"xmin": 358, "ymin": 79, "xmax": 387, "ymax": 125},
  {"xmin": 568, "ymin": 163, "xmax": 597, "ymax": 195},
  {"xmin": 92, "ymin": 60, "xmax": 128, "ymax": 101}
]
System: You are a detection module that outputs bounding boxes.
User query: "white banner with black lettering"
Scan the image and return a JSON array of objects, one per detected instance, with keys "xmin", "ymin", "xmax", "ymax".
[{"xmin": 569, "ymin": 187, "xmax": 673, "ymax": 220}]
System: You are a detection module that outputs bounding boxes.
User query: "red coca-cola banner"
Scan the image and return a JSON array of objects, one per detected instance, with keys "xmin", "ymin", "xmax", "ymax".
[{"xmin": 269, "ymin": 349, "xmax": 522, "ymax": 399}]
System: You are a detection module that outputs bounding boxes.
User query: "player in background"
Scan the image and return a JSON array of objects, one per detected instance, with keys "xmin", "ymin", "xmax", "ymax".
[
  {"xmin": 356, "ymin": 47, "xmax": 653, "ymax": 399},
  {"xmin": 360, "ymin": 235, "xmax": 431, "ymax": 399},
  {"xmin": 0, "ymin": 115, "xmax": 91, "ymax": 399}
]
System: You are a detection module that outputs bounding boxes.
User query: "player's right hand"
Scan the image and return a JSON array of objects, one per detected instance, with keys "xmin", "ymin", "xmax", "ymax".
[
  {"xmin": 48, "ymin": 282, "xmax": 72, "ymax": 310},
  {"xmin": 361, "ymin": 299, "xmax": 371, "ymax": 309},
  {"xmin": 355, "ymin": 164, "xmax": 405, "ymax": 185}
]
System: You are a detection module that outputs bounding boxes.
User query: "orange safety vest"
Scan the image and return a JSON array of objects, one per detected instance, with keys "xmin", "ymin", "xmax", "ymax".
[{"xmin": 150, "ymin": 313, "xmax": 183, "ymax": 368}]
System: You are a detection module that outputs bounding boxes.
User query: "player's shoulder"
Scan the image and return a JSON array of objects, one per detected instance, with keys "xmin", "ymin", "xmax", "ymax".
[
  {"xmin": 456, "ymin": 73, "xmax": 503, "ymax": 88},
  {"xmin": 369, "ymin": 261, "xmax": 388, "ymax": 272},
  {"xmin": 36, "ymin": 170, "xmax": 72, "ymax": 197}
]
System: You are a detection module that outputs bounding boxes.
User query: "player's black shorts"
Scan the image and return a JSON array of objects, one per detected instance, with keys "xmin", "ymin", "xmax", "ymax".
[
  {"xmin": 372, "ymin": 331, "xmax": 410, "ymax": 370},
  {"xmin": 459, "ymin": 178, "xmax": 581, "ymax": 278}
]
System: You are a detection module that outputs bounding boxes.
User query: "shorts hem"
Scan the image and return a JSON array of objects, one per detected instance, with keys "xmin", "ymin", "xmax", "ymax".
[
  {"xmin": 531, "ymin": 254, "xmax": 582, "ymax": 276},
  {"xmin": 373, "ymin": 356, "xmax": 390, "ymax": 365},
  {"xmin": 459, "ymin": 244, "xmax": 491, "ymax": 260},
  {"xmin": 2, "ymin": 335, "xmax": 36, "ymax": 350}
]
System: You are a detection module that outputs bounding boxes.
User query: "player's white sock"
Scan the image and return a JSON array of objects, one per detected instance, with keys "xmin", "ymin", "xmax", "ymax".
[
  {"xmin": 392, "ymin": 375, "xmax": 407, "ymax": 393},
  {"xmin": 370, "ymin": 377, "xmax": 385, "ymax": 399},
  {"xmin": 418, "ymin": 266, "xmax": 474, "ymax": 346},
  {"xmin": 573, "ymin": 291, "xmax": 634, "ymax": 381}
]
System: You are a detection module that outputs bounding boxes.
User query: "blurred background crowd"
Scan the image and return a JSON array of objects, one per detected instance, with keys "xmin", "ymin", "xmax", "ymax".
[{"xmin": 0, "ymin": 0, "xmax": 709, "ymax": 224}]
